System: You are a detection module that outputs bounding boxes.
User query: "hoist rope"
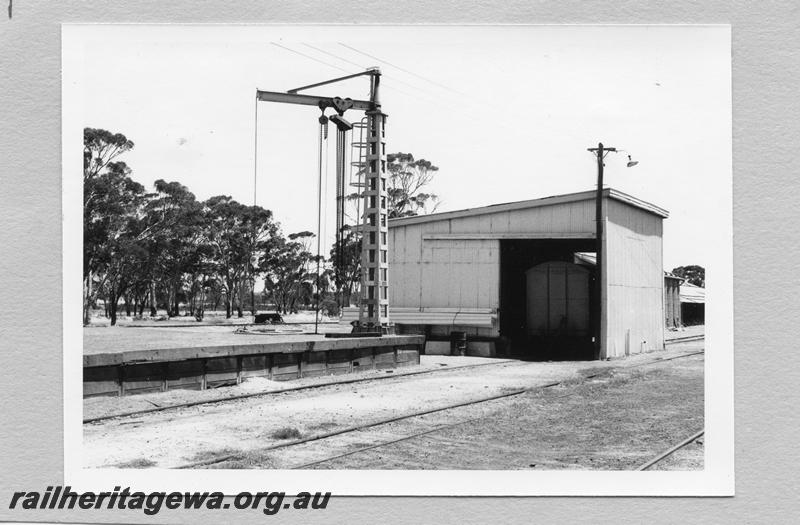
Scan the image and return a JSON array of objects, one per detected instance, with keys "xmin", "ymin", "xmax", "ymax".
[
  {"xmin": 253, "ymin": 95, "xmax": 258, "ymax": 208},
  {"xmin": 249, "ymin": 95, "xmax": 259, "ymax": 316},
  {"xmin": 314, "ymin": 117, "xmax": 326, "ymax": 334}
]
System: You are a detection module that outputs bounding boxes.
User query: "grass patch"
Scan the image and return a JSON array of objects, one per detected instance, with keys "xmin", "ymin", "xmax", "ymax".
[
  {"xmin": 114, "ymin": 458, "xmax": 156, "ymax": 469},
  {"xmin": 307, "ymin": 421, "xmax": 338, "ymax": 431},
  {"xmin": 271, "ymin": 426, "xmax": 303, "ymax": 440},
  {"xmin": 210, "ymin": 450, "xmax": 277, "ymax": 469},
  {"xmin": 186, "ymin": 447, "xmax": 240, "ymax": 463}
]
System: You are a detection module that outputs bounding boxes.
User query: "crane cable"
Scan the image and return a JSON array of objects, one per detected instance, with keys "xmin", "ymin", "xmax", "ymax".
[
  {"xmin": 335, "ymin": 126, "xmax": 348, "ymax": 310},
  {"xmin": 250, "ymin": 94, "xmax": 259, "ymax": 318},
  {"xmin": 314, "ymin": 114, "xmax": 328, "ymax": 334}
]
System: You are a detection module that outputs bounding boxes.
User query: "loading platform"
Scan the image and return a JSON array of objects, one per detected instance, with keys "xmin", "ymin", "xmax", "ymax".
[{"xmin": 83, "ymin": 333, "xmax": 423, "ymax": 397}]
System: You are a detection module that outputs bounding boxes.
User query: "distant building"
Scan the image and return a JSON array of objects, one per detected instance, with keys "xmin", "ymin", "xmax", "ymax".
[
  {"xmin": 679, "ymin": 281, "xmax": 706, "ymax": 326},
  {"xmin": 664, "ymin": 272, "xmax": 684, "ymax": 329}
]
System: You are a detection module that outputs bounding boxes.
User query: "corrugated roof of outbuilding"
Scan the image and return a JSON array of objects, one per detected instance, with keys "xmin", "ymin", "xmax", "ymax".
[{"xmin": 388, "ymin": 188, "xmax": 669, "ymax": 227}]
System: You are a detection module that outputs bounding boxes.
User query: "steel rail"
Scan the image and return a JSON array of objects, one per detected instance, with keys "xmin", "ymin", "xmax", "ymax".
[
  {"xmin": 289, "ymin": 351, "xmax": 706, "ymax": 470},
  {"xmin": 177, "ymin": 350, "xmax": 704, "ymax": 469},
  {"xmin": 292, "ymin": 417, "xmax": 485, "ymax": 470},
  {"xmin": 664, "ymin": 335, "xmax": 705, "ymax": 344},
  {"xmin": 178, "ymin": 381, "xmax": 562, "ymax": 469},
  {"xmin": 85, "ymin": 340, "xmax": 705, "ymax": 424},
  {"xmin": 83, "ymin": 359, "xmax": 521, "ymax": 424},
  {"xmin": 636, "ymin": 430, "xmax": 705, "ymax": 471}
]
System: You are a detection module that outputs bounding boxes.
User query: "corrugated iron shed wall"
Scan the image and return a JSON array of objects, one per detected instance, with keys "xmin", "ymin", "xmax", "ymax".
[
  {"xmin": 390, "ymin": 198, "xmax": 598, "ymax": 338},
  {"xmin": 603, "ymin": 199, "xmax": 665, "ymax": 358}
]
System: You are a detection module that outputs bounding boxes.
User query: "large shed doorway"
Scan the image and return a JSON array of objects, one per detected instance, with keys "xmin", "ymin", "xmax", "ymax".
[{"xmin": 499, "ymin": 239, "xmax": 596, "ymax": 360}]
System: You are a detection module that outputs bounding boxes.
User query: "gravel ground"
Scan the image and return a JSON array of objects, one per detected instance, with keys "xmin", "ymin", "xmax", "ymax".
[
  {"xmin": 303, "ymin": 349, "xmax": 704, "ymax": 471},
  {"xmin": 83, "ymin": 324, "xmax": 351, "ymax": 355},
  {"xmin": 83, "ymin": 355, "xmax": 514, "ymax": 421},
  {"xmin": 82, "ymin": 343, "xmax": 703, "ymax": 469},
  {"xmin": 665, "ymin": 324, "xmax": 704, "ymax": 340}
]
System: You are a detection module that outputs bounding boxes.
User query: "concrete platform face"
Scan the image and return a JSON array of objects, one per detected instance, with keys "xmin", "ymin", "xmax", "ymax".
[
  {"xmin": 425, "ymin": 341, "xmax": 452, "ymax": 355},
  {"xmin": 466, "ymin": 341, "xmax": 496, "ymax": 358},
  {"xmin": 83, "ymin": 333, "xmax": 424, "ymax": 398}
]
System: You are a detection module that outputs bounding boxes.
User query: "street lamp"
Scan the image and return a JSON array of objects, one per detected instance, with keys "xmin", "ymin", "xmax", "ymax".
[{"xmin": 586, "ymin": 143, "xmax": 638, "ymax": 359}]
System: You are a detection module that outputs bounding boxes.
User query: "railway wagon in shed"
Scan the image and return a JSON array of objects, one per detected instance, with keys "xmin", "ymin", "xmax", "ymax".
[{"xmin": 382, "ymin": 188, "xmax": 669, "ymax": 360}]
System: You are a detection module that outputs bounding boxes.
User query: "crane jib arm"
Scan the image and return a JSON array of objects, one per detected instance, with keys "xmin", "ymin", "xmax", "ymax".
[{"xmin": 256, "ymin": 90, "xmax": 374, "ymax": 112}]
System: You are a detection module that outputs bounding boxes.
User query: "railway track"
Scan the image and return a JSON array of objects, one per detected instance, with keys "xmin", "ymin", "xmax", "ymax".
[
  {"xmin": 86, "ymin": 336, "xmax": 703, "ymax": 425},
  {"xmin": 636, "ymin": 430, "xmax": 705, "ymax": 470},
  {"xmin": 176, "ymin": 348, "xmax": 705, "ymax": 470},
  {"xmin": 83, "ymin": 359, "xmax": 521, "ymax": 424},
  {"xmin": 665, "ymin": 334, "xmax": 705, "ymax": 344}
]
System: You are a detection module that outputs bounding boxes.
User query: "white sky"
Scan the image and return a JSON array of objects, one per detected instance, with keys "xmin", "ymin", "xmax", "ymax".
[{"xmin": 79, "ymin": 25, "xmax": 730, "ymax": 270}]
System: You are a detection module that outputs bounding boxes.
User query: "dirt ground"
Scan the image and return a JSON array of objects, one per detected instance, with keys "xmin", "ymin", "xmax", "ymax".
[
  {"xmin": 83, "ymin": 341, "xmax": 704, "ymax": 470},
  {"xmin": 83, "ymin": 355, "xmax": 516, "ymax": 421},
  {"xmin": 298, "ymin": 348, "xmax": 704, "ymax": 471}
]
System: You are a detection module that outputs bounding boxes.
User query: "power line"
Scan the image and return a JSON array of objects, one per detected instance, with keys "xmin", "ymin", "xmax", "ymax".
[
  {"xmin": 303, "ymin": 43, "xmax": 444, "ymax": 100},
  {"xmin": 273, "ymin": 42, "xmax": 483, "ymax": 120},
  {"xmin": 337, "ymin": 42, "xmax": 526, "ymax": 126},
  {"xmin": 302, "ymin": 43, "xmax": 366, "ymax": 72},
  {"xmin": 293, "ymin": 43, "xmax": 493, "ymax": 128},
  {"xmin": 339, "ymin": 42, "xmax": 468, "ymax": 96},
  {"xmin": 297, "ymin": 42, "xmax": 448, "ymax": 104},
  {"xmin": 270, "ymin": 42, "xmax": 531, "ymax": 166},
  {"xmin": 270, "ymin": 42, "xmax": 351, "ymax": 75}
]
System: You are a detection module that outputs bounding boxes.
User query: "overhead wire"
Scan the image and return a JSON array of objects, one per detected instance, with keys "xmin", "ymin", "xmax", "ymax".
[
  {"xmin": 270, "ymin": 42, "xmax": 352, "ymax": 75},
  {"xmin": 338, "ymin": 42, "xmax": 468, "ymax": 97},
  {"xmin": 302, "ymin": 43, "xmax": 448, "ymax": 101},
  {"xmin": 335, "ymin": 42, "xmax": 527, "ymax": 134},
  {"xmin": 272, "ymin": 41, "xmax": 504, "ymax": 132},
  {"xmin": 274, "ymin": 41, "xmax": 449, "ymax": 107}
]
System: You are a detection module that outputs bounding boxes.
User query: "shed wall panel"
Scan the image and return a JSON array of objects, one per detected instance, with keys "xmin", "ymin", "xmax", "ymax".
[
  {"xmin": 390, "ymin": 224, "xmax": 499, "ymax": 311},
  {"xmin": 603, "ymin": 199, "xmax": 665, "ymax": 358}
]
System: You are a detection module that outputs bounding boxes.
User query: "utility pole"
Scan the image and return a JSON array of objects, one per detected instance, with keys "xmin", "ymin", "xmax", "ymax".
[
  {"xmin": 587, "ymin": 142, "xmax": 616, "ymax": 360},
  {"xmin": 586, "ymin": 143, "xmax": 637, "ymax": 359}
]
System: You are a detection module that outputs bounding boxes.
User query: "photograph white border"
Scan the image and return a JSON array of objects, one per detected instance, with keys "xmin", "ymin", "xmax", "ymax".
[{"xmin": 62, "ymin": 23, "xmax": 733, "ymax": 496}]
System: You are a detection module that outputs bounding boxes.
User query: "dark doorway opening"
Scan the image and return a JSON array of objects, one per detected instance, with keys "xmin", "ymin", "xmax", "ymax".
[
  {"xmin": 499, "ymin": 239, "xmax": 596, "ymax": 360},
  {"xmin": 681, "ymin": 303, "xmax": 705, "ymax": 326}
]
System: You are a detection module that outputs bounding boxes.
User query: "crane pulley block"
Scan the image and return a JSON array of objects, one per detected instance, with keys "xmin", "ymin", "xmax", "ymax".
[{"xmin": 329, "ymin": 114, "xmax": 353, "ymax": 132}]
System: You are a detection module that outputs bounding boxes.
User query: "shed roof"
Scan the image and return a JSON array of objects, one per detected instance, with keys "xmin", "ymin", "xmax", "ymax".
[
  {"xmin": 680, "ymin": 282, "xmax": 706, "ymax": 304},
  {"xmin": 575, "ymin": 254, "xmax": 687, "ymax": 285},
  {"xmin": 388, "ymin": 188, "xmax": 669, "ymax": 228}
]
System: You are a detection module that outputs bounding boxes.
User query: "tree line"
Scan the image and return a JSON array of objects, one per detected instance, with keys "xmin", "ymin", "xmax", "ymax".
[{"xmin": 83, "ymin": 128, "xmax": 440, "ymax": 325}]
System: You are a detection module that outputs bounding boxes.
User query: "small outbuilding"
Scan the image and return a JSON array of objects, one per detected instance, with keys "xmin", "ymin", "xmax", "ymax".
[
  {"xmin": 664, "ymin": 272, "xmax": 684, "ymax": 329},
  {"xmin": 679, "ymin": 281, "xmax": 706, "ymax": 325},
  {"xmin": 385, "ymin": 188, "xmax": 669, "ymax": 360}
]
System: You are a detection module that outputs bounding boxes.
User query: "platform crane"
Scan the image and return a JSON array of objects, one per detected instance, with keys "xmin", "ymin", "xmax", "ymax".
[{"xmin": 255, "ymin": 68, "xmax": 390, "ymax": 334}]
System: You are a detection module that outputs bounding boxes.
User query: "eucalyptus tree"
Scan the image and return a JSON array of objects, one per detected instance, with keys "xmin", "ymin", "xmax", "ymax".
[
  {"xmin": 385, "ymin": 152, "xmax": 440, "ymax": 218},
  {"xmin": 142, "ymin": 180, "xmax": 209, "ymax": 317},
  {"xmin": 261, "ymin": 231, "xmax": 317, "ymax": 315},
  {"xmin": 83, "ymin": 127, "xmax": 137, "ymax": 325},
  {"xmin": 204, "ymin": 195, "xmax": 278, "ymax": 318}
]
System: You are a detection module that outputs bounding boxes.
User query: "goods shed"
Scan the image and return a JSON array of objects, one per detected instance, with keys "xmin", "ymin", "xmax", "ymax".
[{"xmin": 386, "ymin": 188, "xmax": 669, "ymax": 360}]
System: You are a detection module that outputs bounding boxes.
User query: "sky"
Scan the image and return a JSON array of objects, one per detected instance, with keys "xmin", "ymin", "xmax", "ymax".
[{"xmin": 77, "ymin": 25, "xmax": 731, "ymax": 270}]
